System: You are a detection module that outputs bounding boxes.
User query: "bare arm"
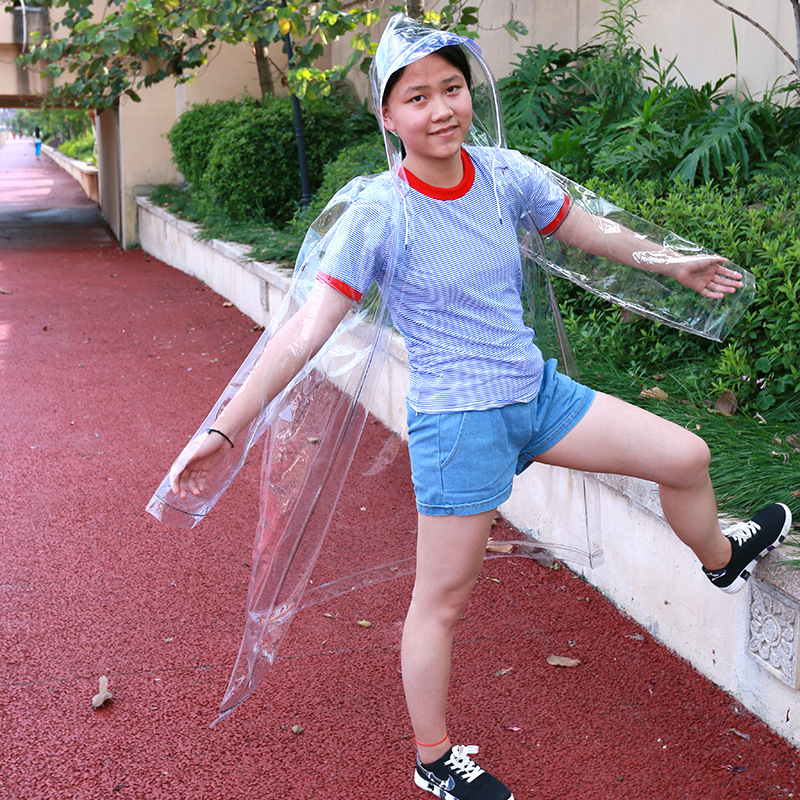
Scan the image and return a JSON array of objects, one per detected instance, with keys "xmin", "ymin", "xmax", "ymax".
[
  {"xmin": 170, "ymin": 281, "xmax": 353, "ymax": 498},
  {"xmin": 553, "ymin": 203, "xmax": 744, "ymax": 299}
]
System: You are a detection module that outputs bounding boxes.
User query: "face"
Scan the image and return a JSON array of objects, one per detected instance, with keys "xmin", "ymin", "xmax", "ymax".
[{"xmin": 381, "ymin": 52, "xmax": 472, "ymax": 174}]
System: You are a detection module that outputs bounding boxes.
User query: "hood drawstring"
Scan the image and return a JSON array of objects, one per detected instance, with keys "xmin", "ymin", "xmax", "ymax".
[{"xmin": 491, "ymin": 149, "xmax": 503, "ymax": 225}]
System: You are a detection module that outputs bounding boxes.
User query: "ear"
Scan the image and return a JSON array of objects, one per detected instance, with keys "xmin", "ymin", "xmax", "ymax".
[{"xmin": 382, "ymin": 105, "xmax": 396, "ymax": 132}]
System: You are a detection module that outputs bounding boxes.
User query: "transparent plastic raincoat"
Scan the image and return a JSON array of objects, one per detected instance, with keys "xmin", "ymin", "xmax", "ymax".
[{"xmin": 147, "ymin": 14, "xmax": 754, "ymax": 723}]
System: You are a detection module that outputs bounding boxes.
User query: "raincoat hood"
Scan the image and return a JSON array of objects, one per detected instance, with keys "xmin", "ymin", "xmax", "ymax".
[{"xmin": 369, "ymin": 14, "xmax": 505, "ymax": 175}]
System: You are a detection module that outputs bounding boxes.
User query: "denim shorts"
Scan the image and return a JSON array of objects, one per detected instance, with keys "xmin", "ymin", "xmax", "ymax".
[{"xmin": 406, "ymin": 359, "xmax": 595, "ymax": 517}]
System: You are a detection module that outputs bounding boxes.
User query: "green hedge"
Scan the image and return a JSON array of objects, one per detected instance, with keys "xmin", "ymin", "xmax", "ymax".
[
  {"xmin": 167, "ymin": 98, "xmax": 243, "ymax": 186},
  {"xmin": 58, "ymin": 131, "xmax": 96, "ymax": 165},
  {"xmin": 201, "ymin": 95, "xmax": 364, "ymax": 225},
  {"xmin": 289, "ymin": 133, "xmax": 387, "ymax": 233},
  {"xmin": 556, "ymin": 175, "xmax": 800, "ymax": 419}
]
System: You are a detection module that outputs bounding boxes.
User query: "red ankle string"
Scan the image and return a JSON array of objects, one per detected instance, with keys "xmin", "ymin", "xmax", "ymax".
[{"xmin": 414, "ymin": 734, "xmax": 449, "ymax": 748}]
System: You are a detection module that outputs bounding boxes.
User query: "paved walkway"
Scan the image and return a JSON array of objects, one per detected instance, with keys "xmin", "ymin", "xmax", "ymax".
[
  {"xmin": 0, "ymin": 138, "xmax": 114, "ymax": 249},
  {"xmin": 1, "ymin": 140, "xmax": 798, "ymax": 799}
]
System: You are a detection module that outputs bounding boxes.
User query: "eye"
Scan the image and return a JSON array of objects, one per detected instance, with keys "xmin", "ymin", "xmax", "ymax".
[{"xmin": 409, "ymin": 94, "xmax": 425, "ymax": 103}]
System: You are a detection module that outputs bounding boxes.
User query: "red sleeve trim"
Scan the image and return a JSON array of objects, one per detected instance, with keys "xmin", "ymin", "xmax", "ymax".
[
  {"xmin": 539, "ymin": 193, "xmax": 571, "ymax": 236},
  {"xmin": 317, "ymin": 272, "xmax": 363, "ymax": 302}
]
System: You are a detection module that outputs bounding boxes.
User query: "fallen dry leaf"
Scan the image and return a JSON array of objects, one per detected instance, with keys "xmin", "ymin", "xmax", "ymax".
[
  {"xmin": 640, "ymin": 386, "xmax": 668, "ymax": 401},
  {"xmin": 357, "ymin": 619, "xmax": 372, "ymax": 628},
  {"xmin": 486, "ymin": 540, "xmax": 514, "ymax": 554},
  {"xmin": 495, "ymin": 667, "xmax": 514, "ymax": 677},
  {"xmin": 291, "ymin": 724, "xmax": 304, "ymax": 735},
  {"xmin": 91, "ymin": 675, "xmax": 113, "ymax": 708},
  {"xmin": 222, "ymin": 301, "xmax": 233, "ymax": 308},
  {"xmin": 713, "ymin": 391, "xmax": 739, "ymax": 417},
  {"xmin": 546, "ymin": 654, "xmax": 581, "ymax": 668},
  {"xmin": 786, "ymin": 433, "xmax": 800, "ymax": 453}
]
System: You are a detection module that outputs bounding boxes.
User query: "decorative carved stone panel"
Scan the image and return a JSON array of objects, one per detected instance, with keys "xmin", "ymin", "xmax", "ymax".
[{"xmin": 748, "ymin": 579, "xmax": 800, "ymax": 689}]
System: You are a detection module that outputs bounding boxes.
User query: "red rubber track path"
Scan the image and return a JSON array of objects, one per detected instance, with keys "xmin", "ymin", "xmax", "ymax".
[{"xmin": 1, "ymin": 139, "xmax": 798, "ymax": 799}]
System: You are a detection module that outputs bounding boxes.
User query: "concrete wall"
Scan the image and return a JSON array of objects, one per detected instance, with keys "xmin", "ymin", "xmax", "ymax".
[
  {"xmin": 43, "ymin": 143, "xmax": 99, "ymax": 202},
  {"xmin": 0, "ymin": 5, "xmax": 49, "ymax": 105},
  {"xmin": 96, "ymin": 108, "xmax": 122, "ymax": 243}
]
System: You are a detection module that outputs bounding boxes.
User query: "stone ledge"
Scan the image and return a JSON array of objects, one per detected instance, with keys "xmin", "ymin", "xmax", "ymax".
[{"xmin": 44, "ymin": 145, "xmax": 99, "ymax": 203}]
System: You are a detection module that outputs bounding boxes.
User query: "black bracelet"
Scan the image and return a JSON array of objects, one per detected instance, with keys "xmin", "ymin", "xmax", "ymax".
[{"xmin": 207, "ymin": 428, "xmax": 234, "ymax": 448}]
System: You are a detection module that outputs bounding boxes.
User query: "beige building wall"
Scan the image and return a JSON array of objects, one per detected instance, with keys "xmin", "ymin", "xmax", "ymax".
[
  {"xmin": 0, "ymin": 4, "xmax": 50, "ymax": 105},
  {"xmin": 98, "ymin": 43, "xmax": 263, "ymax": 246},
  {"xmin": 107, "ymin": 34, "xmax": 306, "ymax": 245},
  {"xmin": 635, "ymin": 0, "xmax": 796, "ymax": 97}
]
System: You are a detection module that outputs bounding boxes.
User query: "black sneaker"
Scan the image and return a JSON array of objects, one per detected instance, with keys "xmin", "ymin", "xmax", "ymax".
[
  {"xmin": 414, "ymin": 745, "xmax": 513, "ymax": 800},
  {"xmin": 703, "ymin": 503, "xmax": 792, "ymax": 594}
]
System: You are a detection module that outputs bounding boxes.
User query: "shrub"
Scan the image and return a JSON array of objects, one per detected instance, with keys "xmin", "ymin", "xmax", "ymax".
[
  {"xmin": 557, "ymin": 175, "xmax": 800, "ymax": 419},
  {"xmin": 202, "ymin": 94, "xmax": 363, "ymax": 225},
  {"xmin": 167, "ymin": 98, "xmax": 245, "ymax": 186},
  {"xmin": 290, "ymin": 133, "xmax": 387, "ymax": 234},
  {"xmin": 58, "ymin": 131, "xmax": 96, "ymax": 165},
  {"xmin": 500, "ymin": 3, "xmax": 800, "ymax": 188}
]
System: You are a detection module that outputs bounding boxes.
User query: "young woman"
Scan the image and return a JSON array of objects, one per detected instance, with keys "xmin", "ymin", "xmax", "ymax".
[{"xmin": 165, "ymin": 16, "xmax": 790, "ymax": 800}]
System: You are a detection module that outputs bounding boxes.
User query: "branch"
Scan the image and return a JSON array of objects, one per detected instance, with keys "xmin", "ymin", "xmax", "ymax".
[
  {"xmin": 792, "ymin": 0, "xmax": 800, "ymax": 76},
  {"xmin": 711, "ymin": 0, "xmax": 798, "ymax": 71}
]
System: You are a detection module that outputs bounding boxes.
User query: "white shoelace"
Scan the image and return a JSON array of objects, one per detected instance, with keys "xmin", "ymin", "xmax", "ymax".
[
  {"xmin": 446, "ymin": 745, "xmax": 485, "ymax": 784},
  {"xmin": 725, "ymin": 520, "xmax": 761, "ymax": 546}
]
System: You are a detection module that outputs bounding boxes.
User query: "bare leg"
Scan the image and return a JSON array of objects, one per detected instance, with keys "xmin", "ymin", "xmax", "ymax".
[
  {"xmin": 402, "ymin": 509, "xmax": 496, "ymax": 764},
  {"xmin": 536, "ymin": 392, "xmax": 732, "ymax": 569}
]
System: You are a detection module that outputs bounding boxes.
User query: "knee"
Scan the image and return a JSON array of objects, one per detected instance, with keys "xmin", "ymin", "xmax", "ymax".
[
  {"xmin": 408, "ymin": 579, "xmax": 475, "ymax": 630},
  {"xmin": 667, "ymin": 433, "xmax": 711, "ymax": 489}
]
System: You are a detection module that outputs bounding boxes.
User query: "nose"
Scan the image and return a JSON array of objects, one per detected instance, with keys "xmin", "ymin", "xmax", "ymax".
[{"xmin": 430, "ymin": 93, "xmax": 454, "ymax": 121}]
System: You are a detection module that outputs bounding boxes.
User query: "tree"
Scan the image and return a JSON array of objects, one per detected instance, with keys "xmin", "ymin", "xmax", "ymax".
[
  {"xmin": 20, "ymin": 1, "xmax": 380, "ymax": 108},
  {"xmin": 20, "ymin": 1, "xmax": 526, "ymax": 108},
  {"xmin": 711, "ymin": 0, "xmax": 800, "ymax": 84}
]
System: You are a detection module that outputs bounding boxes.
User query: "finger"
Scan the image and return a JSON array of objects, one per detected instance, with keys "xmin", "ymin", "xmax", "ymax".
[
  {"xmin": 186, "ymin": 469, "xmax": 207, "ymax": 497},
  {"xmin": 715, "ymin": 266, "xmax": 743, "ymax": 281}
]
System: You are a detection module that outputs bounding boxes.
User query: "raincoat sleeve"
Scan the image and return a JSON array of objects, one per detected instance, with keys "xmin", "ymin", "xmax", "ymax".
[
  {"xmin": 146, "ymin": 176, "xmax": 396, "ymax": 530},
  {"xmin": 508, "ymin": 150, "xmax": 755, "ymax": 343},
  {"xmin": 147, "ymin": 175, "xmax": 405, "ymax": 723}
]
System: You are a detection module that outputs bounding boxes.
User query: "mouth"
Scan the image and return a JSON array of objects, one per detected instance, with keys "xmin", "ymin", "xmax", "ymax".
[{"xmin": 430, "ymin": 125, "xmax": 458, "ymax": 137}]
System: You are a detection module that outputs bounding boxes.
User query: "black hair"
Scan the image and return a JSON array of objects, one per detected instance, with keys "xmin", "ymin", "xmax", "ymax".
[{"xmin": 381, "ymin": 44, "xmax": 472, "ymax": 107}]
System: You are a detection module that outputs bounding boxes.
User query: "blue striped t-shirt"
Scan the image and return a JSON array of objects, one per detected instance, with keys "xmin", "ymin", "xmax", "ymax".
[{"xmin": 318, "ymin": 146, "xmax": 570, "ymax": 413}]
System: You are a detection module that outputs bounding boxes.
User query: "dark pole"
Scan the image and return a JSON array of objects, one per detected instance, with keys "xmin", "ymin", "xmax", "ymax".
[{"xmin": 281, "ymin": 2, "xmax": 313, "ymax": 209}]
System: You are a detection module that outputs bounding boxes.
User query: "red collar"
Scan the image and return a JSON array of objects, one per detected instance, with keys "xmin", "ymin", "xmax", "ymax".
[{"xmin": 402, "ymin": 149, "xmax": 474, "ymax": 200}]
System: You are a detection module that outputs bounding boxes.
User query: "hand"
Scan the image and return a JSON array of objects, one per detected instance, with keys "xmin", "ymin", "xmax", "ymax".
[
  {"xmin": 670, "ymin": 255, "xmax": 744, "ymax": 299},
  {"xmin": 169, "ymin": 430, "xmax": 231, "ymax": 499}
]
